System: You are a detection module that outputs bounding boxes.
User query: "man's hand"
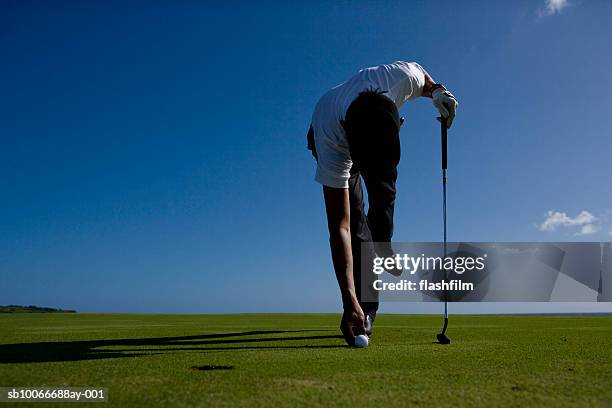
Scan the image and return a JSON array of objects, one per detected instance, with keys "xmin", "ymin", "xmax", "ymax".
[
  {"xmin": 341, "ymin": 303, "xmax": 366, "ymax": 345},
  {"xmin": 432, "ymin": 88, "xmax": 458, "ymax": 128}
]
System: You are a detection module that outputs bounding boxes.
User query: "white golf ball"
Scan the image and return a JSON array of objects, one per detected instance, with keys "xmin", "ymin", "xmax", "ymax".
[{"xmin": 354, "ymin": 334, "xmax": 369, "ymax": 348}]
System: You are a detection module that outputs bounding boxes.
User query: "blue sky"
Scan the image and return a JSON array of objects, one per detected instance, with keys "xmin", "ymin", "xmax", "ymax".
[{"xmin": 1, "ymin": 1, "xmax": 611, "ymax": 313}]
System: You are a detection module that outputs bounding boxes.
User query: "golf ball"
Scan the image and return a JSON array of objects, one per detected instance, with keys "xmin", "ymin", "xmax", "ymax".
[{"xmin": 354, "ymin": 334, "xmax": 369, "ymax": 348}]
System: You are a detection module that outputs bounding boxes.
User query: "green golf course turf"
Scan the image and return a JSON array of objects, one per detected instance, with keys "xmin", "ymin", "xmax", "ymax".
[{"xmin": 0, "ymin": 313, "xmax": 611, "ymax": 407}]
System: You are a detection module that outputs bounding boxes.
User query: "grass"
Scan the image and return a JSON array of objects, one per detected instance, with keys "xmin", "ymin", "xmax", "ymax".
[{"xmin": 0, "ymin": 313, "xmax": 611, "ymax": 407}]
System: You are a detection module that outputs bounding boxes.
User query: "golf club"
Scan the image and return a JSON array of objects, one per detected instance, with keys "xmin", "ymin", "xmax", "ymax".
[{"xmin": 436, "ymin": 116, "xmax": 451, "ymax": 345}]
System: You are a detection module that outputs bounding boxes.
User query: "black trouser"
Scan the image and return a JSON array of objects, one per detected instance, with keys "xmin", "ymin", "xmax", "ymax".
[
  {"xmin": 348, "ymin": 167, "xmax": 398, "ymax": 317},
  {"xmin": 309, "ymin": 91, "xmax": 401, "ymax": 318}
]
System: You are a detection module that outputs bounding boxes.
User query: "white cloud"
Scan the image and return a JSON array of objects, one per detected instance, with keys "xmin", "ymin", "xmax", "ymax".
[
  {"xmin": 577, "ymin": 224, "xmax": 599, "ymax": 236},
  {"xmin": 538, "ymin": 210, "xmax": 597, "ymax": 232},
  {"xmin": 538, "ymin": 0, "xmax": 570, "ymax": 17},
  {"xmin": 537, "ymin": 209, "xmax": 612, "ymax": 236}
]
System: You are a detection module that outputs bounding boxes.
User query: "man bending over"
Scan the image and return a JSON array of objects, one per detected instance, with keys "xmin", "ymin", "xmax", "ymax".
[{"xmin": 307, "ymin": 61, "xmax": 458, "ymax": 345}]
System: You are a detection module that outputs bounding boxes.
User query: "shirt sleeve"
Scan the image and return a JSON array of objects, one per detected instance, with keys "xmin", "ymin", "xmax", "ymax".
[
  {"xmin": 310, "ymin": 93, "xmax": 352, "ymax": 189},
  {"xmin": 407, "ymin": 62, "xmax": 427, "ymax": 97},
  {"xmin": 314, "ymin": 137, "xmax": 352, "ymax": 189},
  {"xmin": 389, "ymin": 61, "xmax": 427, "ymax": 106}
]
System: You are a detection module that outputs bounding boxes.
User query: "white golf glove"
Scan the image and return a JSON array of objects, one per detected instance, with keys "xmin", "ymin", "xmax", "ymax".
[{"xmin": 432, "ymin": 87, "xmax": 458, "ymax": 128}]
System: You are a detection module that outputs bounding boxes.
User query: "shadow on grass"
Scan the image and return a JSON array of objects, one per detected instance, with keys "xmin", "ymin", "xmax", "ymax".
[{"xmin": 0, "ymin": 330, "xmax": 345, "ymax": 364}]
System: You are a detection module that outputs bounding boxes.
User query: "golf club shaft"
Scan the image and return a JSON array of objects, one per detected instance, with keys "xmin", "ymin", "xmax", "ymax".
[{"xmin": 441, "ymin": 118, "xmax": 449, "ymax": 329}]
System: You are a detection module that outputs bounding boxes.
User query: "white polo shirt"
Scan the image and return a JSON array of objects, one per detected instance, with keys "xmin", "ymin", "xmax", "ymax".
[{"xmin": 311, "ymin": 61, "xmax": 426, "ymax": 188}]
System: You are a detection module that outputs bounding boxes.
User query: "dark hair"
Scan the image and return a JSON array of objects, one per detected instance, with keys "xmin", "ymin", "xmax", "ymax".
[{"xmin": 359, "ymin": 88, "xmax": 387, "ymax": 96}]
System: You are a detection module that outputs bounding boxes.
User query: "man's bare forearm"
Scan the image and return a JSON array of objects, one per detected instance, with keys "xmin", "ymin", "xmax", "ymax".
[
  {"xmin": 323, "ymin": 186, "xmax": 365, "ymax": 341},
  {"xmin": 329, "ymin": 227, "xmax": 359, "ymax": 308},
  {"xmin": 323, "ymin": 186, "xmax": 359, "ymax": 309},
  {"xmin": 420, "ymin": 69, "xmax": 437, "ymax": 98}
]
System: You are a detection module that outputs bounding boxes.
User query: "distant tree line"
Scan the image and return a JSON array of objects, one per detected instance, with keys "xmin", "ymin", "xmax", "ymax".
[{"xmin": 0, "ymin": 305, "xmax": 76, "ymax": 313}]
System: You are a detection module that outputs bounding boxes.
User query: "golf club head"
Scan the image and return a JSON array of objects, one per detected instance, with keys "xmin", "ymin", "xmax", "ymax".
[{"xmin": 436, "ymin": 333, "xmax": 451, "ymax": 344}]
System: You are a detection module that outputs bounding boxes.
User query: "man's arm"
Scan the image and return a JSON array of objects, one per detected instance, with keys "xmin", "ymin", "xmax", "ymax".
[
  {"xmin": 420, "ymin": 70, "xmax": 437, "ymax": 98},
  {"xmin": 322, "ymin": 185, "xmax": 365, "ymax": 343},
  {"xmin": 306, "ymin": 124, "xmax": 317, "ymax": 159},
  {"xmin": 417, "ymin": 66, "xmax": 459, "ymax": 128}
]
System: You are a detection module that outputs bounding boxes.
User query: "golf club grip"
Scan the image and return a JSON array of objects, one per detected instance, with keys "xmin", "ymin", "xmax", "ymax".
[{"xmin": 441, "ymin": 117, "xmax": 448, "ymax": 170}]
